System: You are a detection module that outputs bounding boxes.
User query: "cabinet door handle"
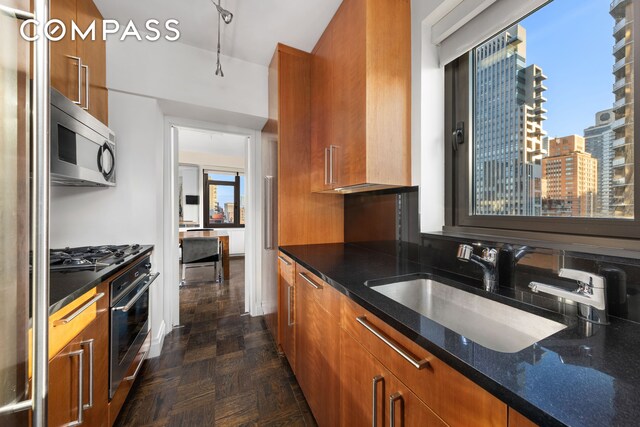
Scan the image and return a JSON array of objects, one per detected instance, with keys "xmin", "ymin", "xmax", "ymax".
[
  {"xmin": 66, "ymin": 55, "xmax": 83, "ymax": 105},
  {"xmin": 389, "ymin": 392, "xmax": 404, "ymax": 427},
  {"xmin": 80, "ymin": 339, "xmax": 95, "ymax": 410},
  {"xmin": 298, "ymin": 272, "xmax": 322, "ymax": 290},
  {"xmin": 53, "ymin": 292, "xmax": 105, "ymax": 326},
  {"xmin": 329, "ymin": 145, "xmax": 337, "ymax": 185},
  {"xmin": 356, "ymin": 316, "xmax": 430, "ymax": 370},
  {"xmin": 82, "ymin": 64, "xmax": 90, "ymax": 110},
  {"xmin": 125, "ymin": 350, "xmax": 148, "ymax": 381},
  {"xmin": 67, "ymin": 349, "xmax": 85, "ymax": 427},
  {"xmin": 278, "ymin": 255, "xmax": 291, "ymax": 266},
  {"xmin": 324, "ymin": 147, "xmax": 330, "ymax": 185},
  {"xmin": 287, "ymin": 284, "xmax": 294, "ymax": 326},
  {"xmin": 372, "ymin": 375, "xmax": 384, "ymax": 427}
]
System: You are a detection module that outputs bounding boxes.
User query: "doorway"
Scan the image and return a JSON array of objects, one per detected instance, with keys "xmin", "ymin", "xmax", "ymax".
[{"xmin": 164, "ymin": 118, "xmax": 263, "ymax": 334}]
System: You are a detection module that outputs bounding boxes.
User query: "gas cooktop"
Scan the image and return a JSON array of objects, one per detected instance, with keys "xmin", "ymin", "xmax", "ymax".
[{"xmin": 49, "ymin": 244, "xmax": 143, "ymax": 271}]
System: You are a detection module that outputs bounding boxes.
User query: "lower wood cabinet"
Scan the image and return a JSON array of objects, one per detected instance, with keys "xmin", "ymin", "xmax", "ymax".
[
  {"xmin": 295, "ymin": 267, "xmax": 341, "ymax": 427},
  {"xmin": 277, "ymin": 253, "xmax": 296, "ymax": 371},
  {"xmin": 279, "ymin": 260, "xmax": 538, "ymax": 427},
  {"xmin": 49, "ymin": 311, "xmax": 109, "ymax": 427},
  {"xmin": 340, "ymin": 327, "xmax": 446, "ymax": 427}
]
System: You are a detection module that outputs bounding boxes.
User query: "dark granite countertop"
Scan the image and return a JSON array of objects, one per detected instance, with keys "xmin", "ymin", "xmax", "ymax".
[
  {"xmin": 279, "ymin": 242, "xmax": 640, "ymax": 427},
  {"xmin": 47, "ymin": 245, "xmax": 154, "ymax": 315}
]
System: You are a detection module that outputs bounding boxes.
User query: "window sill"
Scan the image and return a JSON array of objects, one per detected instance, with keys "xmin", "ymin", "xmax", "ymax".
[{"xmin": 428, "ymin": 226, "xmax": 640, "ymax": 261}]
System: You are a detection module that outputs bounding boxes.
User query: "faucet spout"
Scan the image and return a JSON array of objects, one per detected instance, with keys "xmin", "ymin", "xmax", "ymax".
[
  {"xmin": 529, "ymin": 269, "xmax": 608, "ymax": 325},
  {"xmin": 529, "ymin": 282, "xmax": 606, "ymax": 311}
]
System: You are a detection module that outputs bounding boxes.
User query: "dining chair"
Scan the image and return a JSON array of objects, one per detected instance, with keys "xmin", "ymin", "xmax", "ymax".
[{"xmin": 181, "ymin": 236, "xmax": 222, "ymax": 285}]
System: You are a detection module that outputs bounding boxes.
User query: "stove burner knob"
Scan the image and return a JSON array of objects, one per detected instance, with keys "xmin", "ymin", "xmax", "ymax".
[{"xmin": 145, "ymin": 263, "xmax": 152, "ymax": 270}]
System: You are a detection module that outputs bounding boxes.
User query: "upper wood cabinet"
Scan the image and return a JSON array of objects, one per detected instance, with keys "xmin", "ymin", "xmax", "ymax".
[
  {"xmin": 311, "ymin": 0, "xmax": 411, "ymax": 193},
  {"xmin": 51, "ymin": 0, "xmax": 108, "ymax": 125},
  {"xmin": 263, "ymin": 44, "xmax": 344, "ymax": 246}
]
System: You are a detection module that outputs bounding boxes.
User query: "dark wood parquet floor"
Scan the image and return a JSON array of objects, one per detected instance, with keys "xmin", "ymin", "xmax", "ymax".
[{"xmin": 114, "ymin": 258, "xmax": 317, "ymax": 427}]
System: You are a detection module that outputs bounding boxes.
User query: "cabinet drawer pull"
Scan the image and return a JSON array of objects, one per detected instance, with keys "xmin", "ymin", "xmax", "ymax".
[
  {"xmin": 389, "ymin": 392, "xmax": 404, "ymax": 427},
  {"xmin": 356, "ymin": 316, "xmax": 429, "ymax": 370},
  {"xmin": 287, "ymin": 284, "xmax": 294, "ymax": 326},
  {"xmin": 67, "ymin": 349, "xmax": 85, "ymax": 427},
  {"xmin": 80, "ymin": 339, "xmax": 95, "ymax": 410},
  {"xmin": 372, "ymin": 375, "xmax": 384, "ymax": 427},
  {"xmin": 298, "ymin": 272, "xmax": 322, "ymax": 290},
  {"xmin": 125, "ymin": 350, "xmax": 148, "ymax": 381},
  {"xmin": 53, "ymin": 292, "xmax": 105, "ymax": 326},
  {"xmin": 278, "ymin": 255, "xmax": 292, "ymax": 266}
]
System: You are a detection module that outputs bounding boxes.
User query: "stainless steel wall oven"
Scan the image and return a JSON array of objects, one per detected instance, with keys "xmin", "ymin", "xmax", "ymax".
[{"xmin": 109, "ymin": 255, "xmax": 158, "ymax": 398}]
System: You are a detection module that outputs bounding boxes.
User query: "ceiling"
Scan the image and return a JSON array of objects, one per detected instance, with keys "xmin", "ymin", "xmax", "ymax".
[
  {"xmin": 178, "ymin": 127, "xmax": 247, "ymax": 157},
  {"xmin": 93, "ymin": 0, "xmax": 342, "ymax": 66}
]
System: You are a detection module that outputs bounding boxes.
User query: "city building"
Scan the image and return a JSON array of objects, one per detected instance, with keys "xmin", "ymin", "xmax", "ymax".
[
  {"xmin": 584, "ymin": 109, "xmax": 615, "ymax": 217},
  {"xmin": 473, "ymin": 24, "xmax": 547, "ymax": 216},
  {"xmin": 542, "ymin": 135, "xmax": 598, "ymax": 217},
  {"xmin": 225, "ymin": 201, "xmax": 235, "ymax": 222},
  {"xmin": 610, "ymin": 0, "xmax": 635, "ymax": 218}
]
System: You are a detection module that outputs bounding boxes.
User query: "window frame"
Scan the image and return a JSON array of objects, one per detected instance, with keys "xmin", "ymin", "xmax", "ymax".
[
  {"xmin": 202, "ymin": 171, "xmax": 245, "ymax": 229},
  {"xmin": 444, "ymin": 4, "xmax": 640, "ymax": 240}
]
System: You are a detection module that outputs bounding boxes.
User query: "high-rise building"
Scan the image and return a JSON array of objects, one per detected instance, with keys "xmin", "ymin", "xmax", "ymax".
[
  {"xmin": 208, "ymin": 184, "xmax": 218, "ymax": 220},
  {"xmin": 610, "ymin": 0, "xmax": 634, "ymax": 218},
  {"xmin": 473, "ymin": 25, "xmax": 548, "ymax": 216},
  {"xmin": 225, "ymin": 202, "xmax": 235, "ymax": 223},
  {"xmin": 584, "ymin": 109, "xmax": 615, "ymax": 216},
  {"xmin": 542, "ymin": 135, "xmax": 598, "ymax": 217}
]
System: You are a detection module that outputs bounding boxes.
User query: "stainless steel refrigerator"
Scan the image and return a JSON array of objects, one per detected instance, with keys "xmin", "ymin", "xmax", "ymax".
[{"xmin": 0, "ymin": 1, "xmax": 50, "ymax": 425}]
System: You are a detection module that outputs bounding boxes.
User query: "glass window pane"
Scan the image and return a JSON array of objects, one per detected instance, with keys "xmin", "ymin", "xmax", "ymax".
[
  {"xmin": 207, "ymin": 171, "xmax": 236, "ymax": 182},
  {"xmin": 207, "ymin": 183, "xmax": 235, "ymax": 224},
  {"xmin": 472, "ymin": 0, "xmax": 634, "ymax": 219}
]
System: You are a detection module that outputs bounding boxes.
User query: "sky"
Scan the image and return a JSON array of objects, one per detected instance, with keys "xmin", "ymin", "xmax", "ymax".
[{"xmin": 519, "ymin": 0, "xmax": 616, "ymax": 138}]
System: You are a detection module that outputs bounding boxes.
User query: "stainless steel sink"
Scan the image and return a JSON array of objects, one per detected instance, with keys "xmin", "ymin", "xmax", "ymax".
[{"xmin": 368, "ymin": 277, "xmax": 566, "ymax": 353}]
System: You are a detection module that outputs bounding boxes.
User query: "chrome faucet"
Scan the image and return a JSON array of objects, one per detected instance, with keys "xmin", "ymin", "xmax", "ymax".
[
  {"xmin": 457, "ymin": 244, "xmax": 499, "ymax": 292},
  {"xmin": 529, "ymin": 269, "xmax": 608, "ymax": 325}
]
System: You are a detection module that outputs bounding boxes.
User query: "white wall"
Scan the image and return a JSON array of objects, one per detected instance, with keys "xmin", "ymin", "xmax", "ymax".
[
  {"xmin": 50, "ymin": 91, "xmax": 168, "ymax": 357},
  {"xmin": 107, "ymin": 38, "xmax": 268, "ymax": 129},
  {"xmin": 412, "ymin": 0, "xmax": 450, "ymax": 233}
]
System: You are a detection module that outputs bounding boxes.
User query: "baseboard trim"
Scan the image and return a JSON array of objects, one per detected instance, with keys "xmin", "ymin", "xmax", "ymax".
[{"xmin": 148, "ymin": 320, "xmax": 166, "ymax": 358}]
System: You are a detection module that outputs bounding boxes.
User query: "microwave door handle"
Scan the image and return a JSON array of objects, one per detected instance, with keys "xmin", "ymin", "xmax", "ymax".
[{"xmin": 113, "ymin": 273, "xmax": 159, "ymax": 312}]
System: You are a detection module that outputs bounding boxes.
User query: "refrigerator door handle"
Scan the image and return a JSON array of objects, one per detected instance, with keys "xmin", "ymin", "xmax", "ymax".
[{"xmin": 264, "ymin": 176, "xmax": 274, "ymax": 250}]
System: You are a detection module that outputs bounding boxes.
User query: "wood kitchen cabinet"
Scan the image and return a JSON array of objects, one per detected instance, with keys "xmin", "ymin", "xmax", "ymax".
[
  {"xmin": 277, "ymin": 252, "xmax": 296, "ymax": 372},
  {"xmin": 49, "ymin": 311, "xmax": 109, "ymax": 427},
  {"xmin": 80, "ymin": 311, "xmax": 109, "ymax": 427},
  {"xmin": 310, "ymin": 0, "xmax": 411, "ymax": 193},
  {"xmin": 509, "ymin": 408, "xmax": 539, "ymax": 427},
  {"xmin": 342, "ymin": 296, "xmax": 508, "ymax": 427},
  {"xmin": 340, "ymin": 328, "xmax": 447, "ymax": 427},
  {"xmin": 295, "ymin": 267, "xmax": 341, "ymax": 427},
  {"xmin": 51, "ymin": 0, "xmax": 108, "ymax": 125}
]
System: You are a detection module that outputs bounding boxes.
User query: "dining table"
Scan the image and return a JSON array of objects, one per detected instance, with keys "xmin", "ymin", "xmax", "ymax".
[{"xmin": 179, "ymin": 230, "xmax": 230, "ymax": 280}]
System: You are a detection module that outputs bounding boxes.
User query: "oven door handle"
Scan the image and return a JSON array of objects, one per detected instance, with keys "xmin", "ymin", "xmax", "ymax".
[{"xmin": 113, "ymin": 273, "xmax": 159, "ymax": 313}]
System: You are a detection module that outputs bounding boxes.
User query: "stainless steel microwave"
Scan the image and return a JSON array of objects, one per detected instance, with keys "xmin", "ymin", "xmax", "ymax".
[{"xmin": 51, "ymin": 89, "xmax": 116, "ymax": 186}]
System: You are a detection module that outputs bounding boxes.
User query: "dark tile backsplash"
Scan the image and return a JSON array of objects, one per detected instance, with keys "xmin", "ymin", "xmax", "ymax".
[{"xmin": 344, "ymin": 186, "xmax": 640, "ymax": 324}]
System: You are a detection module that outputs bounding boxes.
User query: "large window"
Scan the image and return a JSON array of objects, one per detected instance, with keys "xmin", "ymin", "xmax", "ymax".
[
  {"xmin": 446, "ymin": 0, "xmax": 639, "ymax": 239},
  {"xmin": 203, "ymin": 171, "xmax": 245, "ymax": 228}
]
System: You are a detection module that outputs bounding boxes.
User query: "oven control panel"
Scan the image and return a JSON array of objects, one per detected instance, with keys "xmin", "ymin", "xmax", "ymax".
[{"xmin": 111, "ymin": 255, "xmax": 152, "ymax": 304}]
